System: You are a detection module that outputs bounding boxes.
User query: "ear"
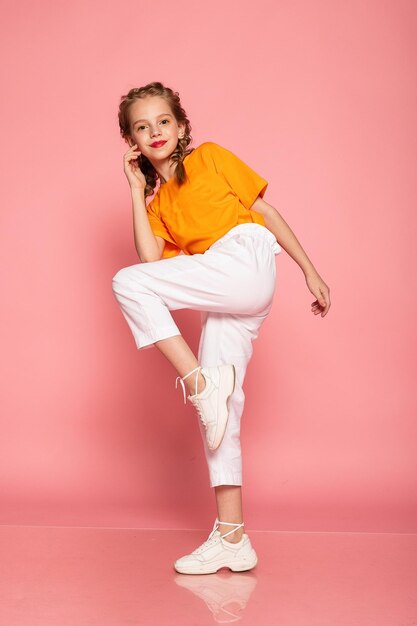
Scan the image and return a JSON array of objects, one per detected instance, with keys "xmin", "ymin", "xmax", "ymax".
[{"xmin": 178, "ymin": 123, "xmax": 186, "ymax": 139}]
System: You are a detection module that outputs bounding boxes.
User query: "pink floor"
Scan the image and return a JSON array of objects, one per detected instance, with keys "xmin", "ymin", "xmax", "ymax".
[{"xmin": 1, "ymin": 526, "xmax": 416, "ymax": 625}]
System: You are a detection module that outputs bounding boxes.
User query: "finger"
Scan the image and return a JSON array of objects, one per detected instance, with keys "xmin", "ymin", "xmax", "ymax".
[
  {"xmin": 125, "ymin": 147, "xmax": 141, "ymax": 157},
  {"xmin": 321, "ymin": 301, "xmax": 331, "ymax": 316},
  {"xmin": 125, "ymin": 153, "xmax": 140, "ymax": 162}
]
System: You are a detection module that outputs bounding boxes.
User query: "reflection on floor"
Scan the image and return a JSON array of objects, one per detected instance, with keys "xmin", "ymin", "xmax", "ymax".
[{"xmin": 1, "ymin": 525, "xmax": 416, "ymax": 625}]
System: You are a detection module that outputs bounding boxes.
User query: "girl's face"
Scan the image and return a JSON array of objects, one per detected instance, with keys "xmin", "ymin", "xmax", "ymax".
[{"xmin": 127, "ymin": 96, "xmax": 185, "ymax": 164}]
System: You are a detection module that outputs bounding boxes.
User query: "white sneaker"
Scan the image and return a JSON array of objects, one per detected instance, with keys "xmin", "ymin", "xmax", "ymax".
[
  {"xmin": 175, "ymin": 364, "xmax": 236, "ymax": 451},
  {"xmin": 174, "ymin": 518, "xmax": 258, "ymax": 575}
]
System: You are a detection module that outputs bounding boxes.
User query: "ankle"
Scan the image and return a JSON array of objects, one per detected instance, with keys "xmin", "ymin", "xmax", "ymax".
[
  {"xmin": 223, "ymin": 532, "xmax": 243, "ymax": 543},
  {"xmin": 218, "ymin": 523, "xmax": 244, "ymax": 543},
  {"xmin": 187, "ymin": 370, "xmax": 206, "ymax": 396}
]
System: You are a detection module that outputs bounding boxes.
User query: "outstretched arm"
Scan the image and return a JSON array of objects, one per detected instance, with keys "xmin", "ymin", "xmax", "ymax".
[{"xmin": 250, "ymin": 196, "xmax": 331, "ymax": 317}]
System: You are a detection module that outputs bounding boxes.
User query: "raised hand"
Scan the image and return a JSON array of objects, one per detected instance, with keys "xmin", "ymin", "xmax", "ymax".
[{"xmin": 123, "ymin": 143, "xmax": 147, "ymax": 190}]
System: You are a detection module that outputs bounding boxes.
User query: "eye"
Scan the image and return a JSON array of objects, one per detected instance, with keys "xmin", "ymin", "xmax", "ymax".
[
  {"xmin": 137, "ymin": 125, "xmax": 146, "ymax": 131},
  {"xmin": 160, "ymin": 119, "xmax": 170, "ymax": 125}
]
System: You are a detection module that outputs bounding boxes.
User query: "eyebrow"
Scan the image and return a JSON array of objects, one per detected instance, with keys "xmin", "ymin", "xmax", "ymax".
[{"xmin": 133, "ymin": 113, "xmax": 173, "ymax": 126}]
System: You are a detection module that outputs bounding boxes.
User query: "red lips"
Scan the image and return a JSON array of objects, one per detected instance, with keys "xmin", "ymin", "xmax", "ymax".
[{"xmin": 151, "ymin": 141, "xmax": 167, "ymax": 148}]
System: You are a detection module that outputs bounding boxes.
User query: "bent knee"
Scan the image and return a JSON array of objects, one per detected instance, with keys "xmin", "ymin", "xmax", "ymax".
[
  {"xmin": 112, "ymin": 266, "xmax": 134, "ymax": 292},
  {"xmin": 112, "ymin": 265, "xmax": 150, "ymax": 294}
]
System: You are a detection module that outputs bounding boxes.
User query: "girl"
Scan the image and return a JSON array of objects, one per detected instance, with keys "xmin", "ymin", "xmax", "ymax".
[{"xmin": 112, "ymin": 81, "xmax": 331, "ymax": 575}]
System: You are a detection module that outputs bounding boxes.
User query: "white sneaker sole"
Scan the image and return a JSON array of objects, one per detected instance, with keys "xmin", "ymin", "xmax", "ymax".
[
  {"xmin": 174, "ymin": 549, "xmax": 258, "ymax": 575},
  {"xmin": 209, "ymin": 364, "xmax": 236, "ymax": 451}
]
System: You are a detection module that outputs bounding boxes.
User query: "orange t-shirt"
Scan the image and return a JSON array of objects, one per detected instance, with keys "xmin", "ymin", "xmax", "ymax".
[{"xmin": 145, "ymin": 141, "xmax": 268, "ymax": 259}]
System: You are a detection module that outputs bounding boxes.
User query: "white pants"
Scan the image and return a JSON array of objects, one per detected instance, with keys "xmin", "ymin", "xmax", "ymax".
[{"xmin": 111, "ymin": 223, "xmax": 282, "ymax": 487}]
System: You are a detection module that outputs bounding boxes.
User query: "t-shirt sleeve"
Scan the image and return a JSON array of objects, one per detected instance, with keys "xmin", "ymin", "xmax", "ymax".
[
  {"xmin": 146, "ymin": 193, "xmax": 181, "ymax": 259},
  {"xmin": 205, "ymin": 142, "xmax": 268, "ymax": 210}
]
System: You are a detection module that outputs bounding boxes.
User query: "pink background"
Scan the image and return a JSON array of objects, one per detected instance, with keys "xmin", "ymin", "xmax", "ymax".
[{"xmin": 0, "ymin": 0, "xmax": 416, "ymax": 532}]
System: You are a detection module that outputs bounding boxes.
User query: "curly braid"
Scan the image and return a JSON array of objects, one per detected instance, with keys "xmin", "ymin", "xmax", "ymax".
[{"xmin": 118, "ymin": 81, "xmax": 194, "ymax": 199}]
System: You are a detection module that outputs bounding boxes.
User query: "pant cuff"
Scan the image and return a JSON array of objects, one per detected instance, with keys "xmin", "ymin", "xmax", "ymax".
[
  {"xmin": 209, "ymin": 471, "xmax": 243, "ymax": 488},
  {"xmin": 135, "ymin": 327, "xmax": 182, "ymax": 350}
]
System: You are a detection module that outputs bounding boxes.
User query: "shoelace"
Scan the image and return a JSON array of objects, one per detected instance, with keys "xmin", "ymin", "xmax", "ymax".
[
  {"xmin": 192, "ymin": 518, "xmax": 245, "ymax": 554},
  {"xmin": 175, "ymin": 365, "xmax": 202, "ymax": 405}
]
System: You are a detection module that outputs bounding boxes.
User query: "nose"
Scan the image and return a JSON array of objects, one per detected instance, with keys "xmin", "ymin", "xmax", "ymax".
[{"xmin": 150, "ymin": 126, "xmax": 161, "ymax": 137}]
